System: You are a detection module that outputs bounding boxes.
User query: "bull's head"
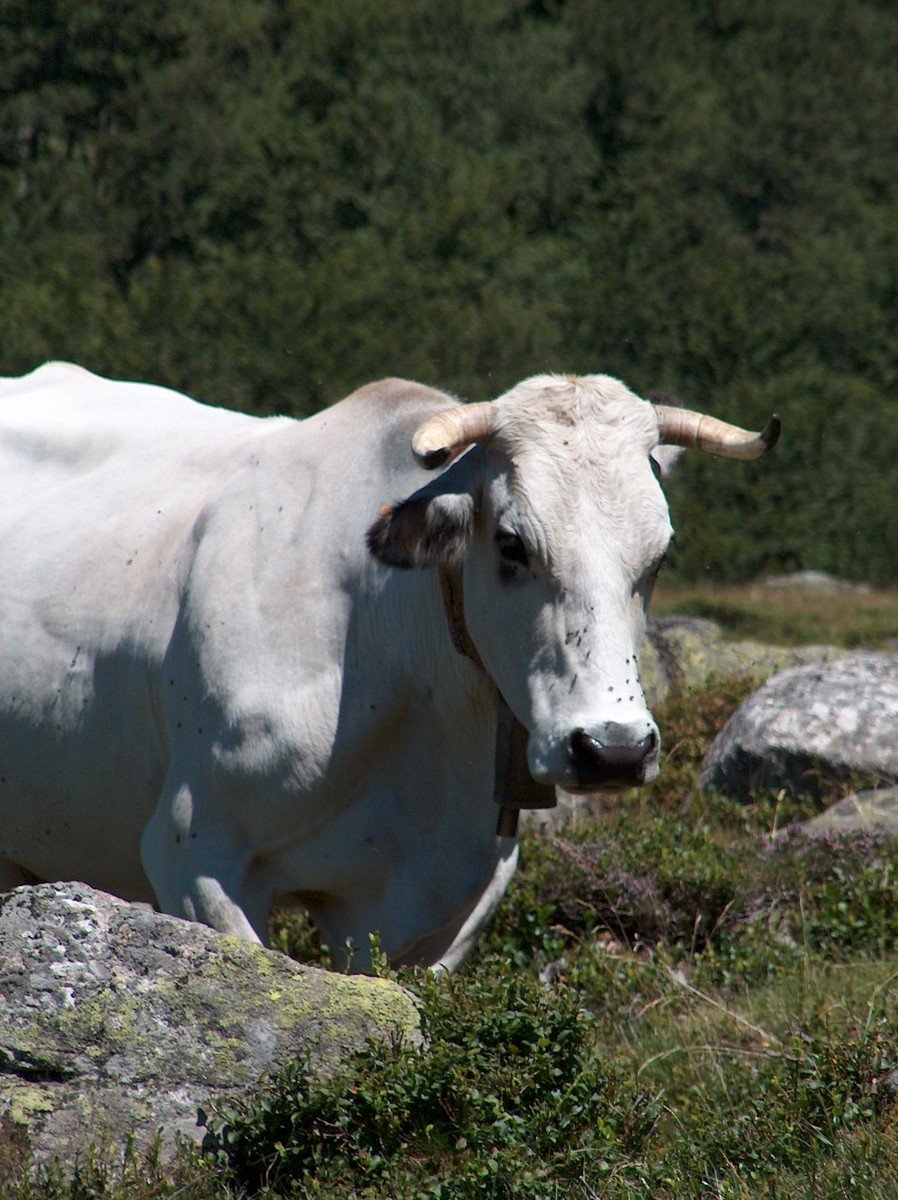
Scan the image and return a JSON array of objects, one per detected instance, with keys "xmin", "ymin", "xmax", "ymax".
[{"xmin": 367, "ymin": 375, "xmax": 778, "ymax": 794}]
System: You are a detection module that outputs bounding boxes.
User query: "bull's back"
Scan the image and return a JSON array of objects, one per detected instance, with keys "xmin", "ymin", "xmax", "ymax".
[{"xmin": 0, "ymin": 363, "xmax": 271, "ymax": 671}]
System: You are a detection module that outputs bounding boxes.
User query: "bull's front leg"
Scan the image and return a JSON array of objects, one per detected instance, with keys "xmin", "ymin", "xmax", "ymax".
[{"xmin": 140, "ymin": 778, "xmax": 271, "ymax": 943}]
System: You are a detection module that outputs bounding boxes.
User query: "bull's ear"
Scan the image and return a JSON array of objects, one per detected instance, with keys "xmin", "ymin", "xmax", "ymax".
[
  {"xmin": 650, "ymin": 445, "xmax": 684, "ymax": 479},
  {"xmin": 367, "ymin": 491, "xmax": 475, "ymax": 569}
]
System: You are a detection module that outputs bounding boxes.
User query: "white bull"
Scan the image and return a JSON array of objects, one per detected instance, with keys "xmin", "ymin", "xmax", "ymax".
[{"xmin": 0, "ymin": 363, "xmax": 777, "ymax": 968}]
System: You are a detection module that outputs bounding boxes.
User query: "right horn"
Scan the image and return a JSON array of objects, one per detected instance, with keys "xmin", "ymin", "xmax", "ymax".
[
  {"xmin": 654, "ymin": 406, "xmax": 781, "ymax": 460},
  {"xmin": 411, "ymin": 402, "xmax": 496, "ymax": 469}
]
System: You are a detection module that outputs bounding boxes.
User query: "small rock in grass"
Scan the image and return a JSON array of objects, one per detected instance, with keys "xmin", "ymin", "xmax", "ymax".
[{"xmin": 803, "ymin": 785, "xmax": 898, "ymax": 837}]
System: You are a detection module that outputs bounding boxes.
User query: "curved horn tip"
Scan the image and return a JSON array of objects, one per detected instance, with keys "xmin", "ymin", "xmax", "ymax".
[
  {"xmin": 761, "ymin": 414, "xmax": 782, "ymax": 452},
  {"xmin": 411, "ymin": 401, "xmax": 496, "ymax": 469}
]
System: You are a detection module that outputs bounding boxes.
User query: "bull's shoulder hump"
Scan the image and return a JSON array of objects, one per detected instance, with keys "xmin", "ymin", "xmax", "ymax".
[
  {"xmin": 0, "ymin": 361, "xmax": 90, "ymax": 389},
  {"xmin": 345, "ymin": 377, "xmax": 460, "ymax": 411},
  {"xmin": 312, "ymin": 378, "xmax": 461, "ymax": 426}
]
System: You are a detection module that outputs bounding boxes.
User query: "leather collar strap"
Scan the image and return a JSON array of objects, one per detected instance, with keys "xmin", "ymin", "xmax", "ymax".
[
  {"xmin": 438, "ymin": 564, "xmax": 557, "ymax": 836},
  {"xmin": 438, "ymin": 563, "xmax": 483, "ymax": 670}
]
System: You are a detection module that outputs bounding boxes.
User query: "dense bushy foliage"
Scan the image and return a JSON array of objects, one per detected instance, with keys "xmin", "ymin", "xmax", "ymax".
[
  {"xmin": 2, "ymin": 0, "xmax": 898, "ymax": 579},
  {"xmin": 204, "ymin": 971, "xmax": 659, "ymax": 1197}
]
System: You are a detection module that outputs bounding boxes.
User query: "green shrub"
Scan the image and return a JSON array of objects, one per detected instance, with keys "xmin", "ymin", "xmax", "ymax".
[
  {"xmin": 204, "ymin": 970, "xmax": 659, "ymax": 1198},
  {"xmin": 761, "ymin": 828, "xmax": 898, "ymax": 959},
  {"xmin": 269, "ymin": 906, "xmax": 332, "ymax": 968}
]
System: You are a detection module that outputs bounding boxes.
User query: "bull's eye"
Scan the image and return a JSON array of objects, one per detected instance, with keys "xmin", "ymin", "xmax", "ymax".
[{"xmin": 495, "ymin": 529, "xmax": 530, "ymax": 580}]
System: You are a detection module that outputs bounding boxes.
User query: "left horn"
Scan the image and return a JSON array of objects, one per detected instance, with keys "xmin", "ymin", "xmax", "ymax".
[
  {"xmin": 411, "ymin": 402, "xmax": 496, "ymax": 469},
  {"xmin": 654, "ymin": 406, "xmax": 781, "ymax": 460}
]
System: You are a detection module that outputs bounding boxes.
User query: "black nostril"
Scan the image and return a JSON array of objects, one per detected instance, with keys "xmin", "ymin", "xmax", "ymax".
[
  {"xmin": 570, "ymin": 729, "xmax": 602, "ymax": 766},
  {"xmin": 568, "ymin": 727, "xmax": 658, "ymax": 787}
]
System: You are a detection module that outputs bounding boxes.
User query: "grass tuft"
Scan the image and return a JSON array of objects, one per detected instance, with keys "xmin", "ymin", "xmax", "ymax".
[{"xmin": 654, "ymin": 581, "xmax": 898, "ymax": 649}]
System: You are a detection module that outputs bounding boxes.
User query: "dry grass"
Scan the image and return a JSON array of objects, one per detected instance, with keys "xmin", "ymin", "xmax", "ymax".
[{"xmin": 654, "ymin": 580, "xmax": 898, "ymax": 649}]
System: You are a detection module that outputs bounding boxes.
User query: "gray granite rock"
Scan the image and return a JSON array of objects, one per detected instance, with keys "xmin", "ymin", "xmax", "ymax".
[
  {"xmin": 803, "ymin": 785, "xmax": 898, "ymax": 836},
  {"xmin": 0, "ymin": 883, "xmax": 420, "ymax": 1168},
  {"xmin": 760, "ymin": 570, "xmax": 870, "ymax": 594},
  {"xmin": 700, "ymin": 653, "xmax": 898, "ymax": 802}
]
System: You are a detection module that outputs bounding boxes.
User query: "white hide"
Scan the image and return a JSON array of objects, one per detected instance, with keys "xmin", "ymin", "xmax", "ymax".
[{"xmin": 0, "ymin": 364, "xmax": 672, "ymax": 967}]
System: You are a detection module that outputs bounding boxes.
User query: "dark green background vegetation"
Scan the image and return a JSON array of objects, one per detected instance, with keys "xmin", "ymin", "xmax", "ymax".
[{"xmin": 2, "ymin": 0, "xmax": 897, "ymax": 581}]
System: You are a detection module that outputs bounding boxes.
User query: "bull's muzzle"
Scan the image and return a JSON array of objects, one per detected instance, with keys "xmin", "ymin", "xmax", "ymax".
[{"xmin": 566, "ymin": 725, "xmax": 659, "ymax": 790}]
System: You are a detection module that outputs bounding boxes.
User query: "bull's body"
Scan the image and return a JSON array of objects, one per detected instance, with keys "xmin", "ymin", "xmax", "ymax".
[
  {"xmin": 1, "ymin": 363, "xmax": 512, "ymax": 966},
  {"xmin": 1, "ymin": 363, "xmax": 774, "ymax": 968}
]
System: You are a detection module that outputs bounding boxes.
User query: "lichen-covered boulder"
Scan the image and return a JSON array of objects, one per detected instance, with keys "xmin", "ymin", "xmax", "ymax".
[
  {"xmin": 700, "ymin": 653, "xmax": 898, "ymax": 803},
  {"xmin": 0, "ymin": 883, "xmax": 420, "ymax": 1168},
  {"xmin": 639, "ymin": 616, "xmax": 843, "ymax": 708}
]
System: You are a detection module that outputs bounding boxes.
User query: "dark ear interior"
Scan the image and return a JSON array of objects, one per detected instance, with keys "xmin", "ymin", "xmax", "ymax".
[
  {"xmin": 367, "ymin": 491, "xmax": 475, "ymax": 569},
  {"xmin": 650, "ymin": 445, "xmax": 684, "ymax": 478}
]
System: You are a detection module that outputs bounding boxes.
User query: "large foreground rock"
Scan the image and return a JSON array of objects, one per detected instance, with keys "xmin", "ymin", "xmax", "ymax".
[
  {"xmin": 700, "ymin": 653, "xmax": 898, "ymax": 802},
  {"xmin": 0, "ymin": 883, "xmax": 420, "ymax": 1168}
]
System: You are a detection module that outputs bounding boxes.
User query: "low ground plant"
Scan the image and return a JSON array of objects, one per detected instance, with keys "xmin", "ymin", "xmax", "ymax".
[{"xmin": 204, "ymin": 971, "xmax": 660, "ymax": 1198}]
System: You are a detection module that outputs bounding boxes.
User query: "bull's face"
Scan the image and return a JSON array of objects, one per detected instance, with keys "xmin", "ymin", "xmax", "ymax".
[
  {"xmin": 465, "ymin": 405, "xmax": 669, "ymax": 791},
  {"xmin": 368, "ymin": 374, "xmax": 778, "ymax": 793}
]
